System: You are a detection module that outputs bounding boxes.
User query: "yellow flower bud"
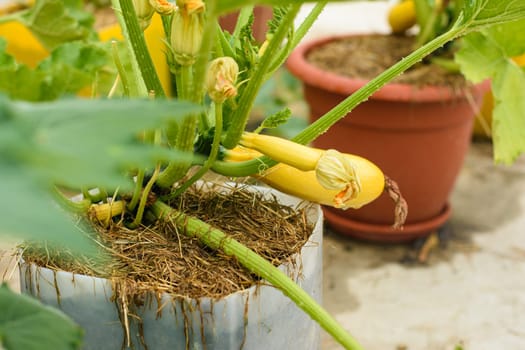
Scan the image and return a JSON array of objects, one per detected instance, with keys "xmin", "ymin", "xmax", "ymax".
[
  {"xmin": 170, "ymin": 7, "xmax": 204, "ymax": 65},
  {"xmin": 149, "ymin": 0, "xmax": 175, "ymax": 16},
  {"xmin": 206, "ymin": 57, "xmax": 239, "ymax": 103},
  {"xmin": 133, "ymin": 0, "xmax": 155, "ymax": 30}
]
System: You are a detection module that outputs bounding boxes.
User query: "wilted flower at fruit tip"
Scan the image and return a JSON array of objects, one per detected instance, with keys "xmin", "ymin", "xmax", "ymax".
[
  {"xmin": 132, "ymin": 0, "xmax": 155, "ymax": 30},
  {"xmin": 315, "ymin": 149, "xmax": 362, "ymax": 207},
  {"xmin": 170, "ymin": 7, "xmax": 204, "ymax": 66},
  {"xmin": 206, "ymin": 57, "xmax": 239, "ymax": 103},
  {"xmin": 149, "ymin": 0, "xmax": 175, "ymax": 16}
]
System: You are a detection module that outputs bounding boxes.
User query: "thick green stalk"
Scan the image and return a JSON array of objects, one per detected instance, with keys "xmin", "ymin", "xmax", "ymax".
[
  {"xmin": 151, "ymin": 200, "xmax": 364, "ymax": 350},
  {"xmin": 192, "ymin": 0, "xmax": 218, "ymax": 104},
  {"xmin": 163, "ymin": 102, "xmax": 224, "ymax": 200},
  {"xmin": 156, "ymin": 115, "xmax": 197, "ymax": 188},
  {"xmin": 156, "ymin": 64, "xmax": 197, "ymax": 188},
  {"xmin": 221, "ymin": 5, "xmax": 301, "ymax": 149},
  {"xmin": 116, "ymin": 0, "xmax": 165, "ymax": 98}
]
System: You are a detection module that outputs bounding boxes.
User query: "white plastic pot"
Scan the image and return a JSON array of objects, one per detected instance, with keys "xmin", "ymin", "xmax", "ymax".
[{"xmin": 20, "ymin": 185, "xmax": 323, "ymax": 350}]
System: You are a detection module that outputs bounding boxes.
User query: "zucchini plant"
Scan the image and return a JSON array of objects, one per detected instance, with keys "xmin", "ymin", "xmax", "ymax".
[{"xmin": 1, "ymin": 0, "xmax": 525, "ymax": 349}]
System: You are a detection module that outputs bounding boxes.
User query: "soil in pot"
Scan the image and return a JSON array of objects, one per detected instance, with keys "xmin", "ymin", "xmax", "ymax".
[
  {"xmin": 306, "ymin": 34, "xmax": 468, "ymax": 88},
  {"xmin": 21, "ymin": 183, "xmax": 321, "ymax": 349},
  {"xmin": 289, "ymin": 34, "xmax": 486, "ymax": 242}
]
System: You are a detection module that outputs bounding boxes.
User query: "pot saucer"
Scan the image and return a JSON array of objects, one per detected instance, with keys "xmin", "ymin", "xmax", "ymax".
[{"xmin": 323, "ymin": 203, "xmax": 451, "ymax": 243}]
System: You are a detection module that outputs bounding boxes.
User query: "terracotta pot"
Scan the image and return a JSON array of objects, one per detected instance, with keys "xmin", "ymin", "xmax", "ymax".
[
  {"xmin": 287, "ymin": 34, "xmax": 489, "ymax": 242},
  {"xmin": 219, "ymin": 6, "xmax": 272, "ymax": 43}
]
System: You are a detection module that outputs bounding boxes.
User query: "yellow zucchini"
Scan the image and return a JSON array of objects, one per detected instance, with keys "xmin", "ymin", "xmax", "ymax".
[{"xmin": 388, "ymin": 0, "xmax": 417, "ymax": 34}]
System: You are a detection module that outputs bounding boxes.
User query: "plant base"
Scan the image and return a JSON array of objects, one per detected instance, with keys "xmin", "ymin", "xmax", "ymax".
[
  {"xmin": 323, "ymin": 203, "xmax": 451, "ymax": 243},
  {"xmin": 19, "ymin": 185, "xmax": 324, "ymax": 350}
]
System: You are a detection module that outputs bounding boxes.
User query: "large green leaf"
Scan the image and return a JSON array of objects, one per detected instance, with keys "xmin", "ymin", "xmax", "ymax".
[
  {"xmin": 466, "ymin": 0, "xmax": 525, "ymax": 30},
  {"xmin": 0, "ymin": 40, "xmax": 115, "ymax": 102},
  {"xmin": 0, "ymin": 283, "xmax": 83, "ymax": 350},
  {"xmin": 9, "ymin": 98, "xmax": 203, "ymax": 189},
  {"xmin": 454, "ymin": 32, "xmax": 506, "ymax": 83},
  {"xmin": 491, "ymin": 63, "xmax": 525, "ymax": 164},
  {"xmin": 0, "ymin": 96, "xmax": 202, "ymax": 252},
  {"xmin": 19, "ymin": 0, "xmax": 94, "ymax": 50},
  {"xmin": 0, "ymin": 167, "xmax": 97, "ymax": 254},
  {"xmin": 456, "ymin": 21, "xmax": 525, "ymax": 164}
]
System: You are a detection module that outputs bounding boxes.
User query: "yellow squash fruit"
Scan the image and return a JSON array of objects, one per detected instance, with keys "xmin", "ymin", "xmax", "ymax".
[
  {"xmin": 225, "ymin": 144, "xmax": 385, "ymax": 210},
  {"xmin": 0, "ymin": 21, "xmax": 48, "ymax": 68},
  {"xmin": 257, "ymin": 156, "xmax": 385, "ymax": 210},
  {"xmin": 388, "ymin": 0, "xmax": 417, "ymax": 34}
]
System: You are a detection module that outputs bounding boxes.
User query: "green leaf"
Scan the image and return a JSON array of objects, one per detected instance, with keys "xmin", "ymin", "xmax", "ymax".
[
  {"xmin": 258, "ymin": 107, "xmax": 292, "ymax": 130},
  {"xmin": 455, "ymin": 32, "xmax": 506, "ymax": 83},
  {"xmin": 0, "ymin": 96, "xmax": 202, "ymax": 252},
  {"xmin": 19, "ymin": 0, "xmax": 93, "ymax": 50},
  {"xmin": 0, "ymin": 283, "xmax": 83, "ymax": 350},
  {"xmin": 480, "ymin": 18, "xmax": 525, "ymax": 57},
  {"xmin": 0, "ymin": 40, "xmax": 115, "ymax": 102},
  {"xmin": 10, "ymin": 98, "xmax": 203, "ymax": 189},
  {"xmin": 467, "ymin": 0, "xmax": 525, "ymax": 30},
  {"xmin": 0, "ymin": 167, "xmax": 97, "ymax": 255},
  {"xmin": 491, "ymin": 63, "xmax": 525, "ymax": 164},
  {"xmin": 455, "ymin": 24, "xmax": 525, "ymax": 164}
]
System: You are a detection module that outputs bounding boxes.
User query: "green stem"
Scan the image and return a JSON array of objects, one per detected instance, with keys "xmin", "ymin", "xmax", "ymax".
[
  {"xmin": 192, "ymin": 0, "xmax": 218, "ymax": 104},
  {"xmin": 163, "ymin": 102, "xmax": 223, "ymax": 200},
  {"xmin": 211, "ymin": 26, "xmax": 464, "ymax": 177},
  {"xmin": 151, "ymin": 201, "xmax": 364, "ymax": 350},
  {"xmin": 267, "ymin": 1, "xmax": 327, "ymax": 75},
  {"xmin": 127, "ymin": 169, "xmax": 145, "ymax": 211},
  {"xmin": 117, "ymin": 0, "xmax": 165, "ymax": 98},
  {"xmin": 130, "ymin": 165, "xmax": 159, "ymax": 228},
  {"xmin": 222, "ymin": 4, "xmax": 301, "ymax": 149},
  {"xmin": 430, "ymin": 56, "xmax": 461, "ymax": 73},
  {"xmin": 180, "ymin": 64, "xmax": 193, "ymax": 100},
  {"xmin": 52, "ymin": 187, "xmax": 91, "ymax": 214},
  {"xmin": 156, "ymin": 115, "xmax": 197, "ymax": 188},
  {"xmin": 111, "ymin": 41, "xmax": 131, "ymax": 97},
  {"xmin": 98, "ymin": 188, "xmax": 109, "ymax": 203}
]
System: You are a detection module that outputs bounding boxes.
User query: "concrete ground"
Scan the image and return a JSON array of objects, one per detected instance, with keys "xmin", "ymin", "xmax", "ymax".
[
  {"xmin": 2, "ymin": 2, "xmax": 525, "ymax": 350},
  {"xmin": 321, "ymin": 141, "xmax": 525, "ymax": 350}
]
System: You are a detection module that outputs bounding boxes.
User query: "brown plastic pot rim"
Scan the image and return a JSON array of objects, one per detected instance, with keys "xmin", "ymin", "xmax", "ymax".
[{"xmin": 287, "ymin": 34, "xmax": 490, "ymax": 102}]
